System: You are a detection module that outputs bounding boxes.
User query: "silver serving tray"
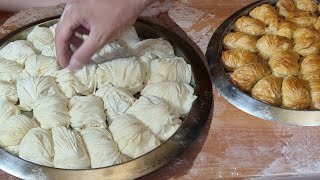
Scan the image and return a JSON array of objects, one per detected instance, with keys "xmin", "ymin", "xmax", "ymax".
[
  {"xmin": 0, "ymin": 16, "xmax": 213, "ymax": 179},
  {"xmin": 206, "ymin": 0, "xmax": 320, "ymax": 126}
]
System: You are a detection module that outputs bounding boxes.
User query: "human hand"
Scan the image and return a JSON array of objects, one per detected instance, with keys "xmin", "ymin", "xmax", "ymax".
[{"xmin": 55, "ymin": 0, "xmax": 152, "ymax": 70}]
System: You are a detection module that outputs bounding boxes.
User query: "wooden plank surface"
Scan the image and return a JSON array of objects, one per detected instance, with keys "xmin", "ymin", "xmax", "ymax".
[{"xmin": 2, "ymin": 0, "xmax": 320, "ymax": 179}]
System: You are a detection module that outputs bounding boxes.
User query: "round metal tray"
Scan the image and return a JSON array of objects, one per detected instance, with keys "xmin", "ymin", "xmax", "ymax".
[
  {"xmin": 0, "ymin": 16, "xmax": 213, "ymax": 179},
  {"xmin": 206, "ymin": 0, "xmax": 320, "ymax": 126}
]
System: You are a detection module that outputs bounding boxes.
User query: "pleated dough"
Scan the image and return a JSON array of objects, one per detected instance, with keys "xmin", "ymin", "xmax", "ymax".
[
  {"xmin": 288, "ymin": 12, "xmax": 317, "ymax": 28},
  {"xmin": 223, "ymin": 32, "xmax": 258, "ymax": 53},
  {"xmin": 0, "ymin": 99, "xmax": 20, "ymax": 125},
  {"xmin": 308, "ymin": 80, "xmax": 320, "ymax": 109},
  {"xmin": 95, "ymin": 84, "xmax": 135, "ymax": 122},
  {"xmin": 249, "ymin": 4, "xmax": 278, "ymax": 25},
  {"xmin": 54, "ymin": 64, "xmax": 97, "ymax": 98},
  {"xmin": 314, "ymin": 17, "xmax": 320, "ymax": 33},
  {"xmin": 147, "ymin": 57, "xmax": 192, "ymax": 84},
  {"xmin": 266, "ymin": 19, "xmax": 297, "ymax": 39},
  {"xmin": 17, "ymin": 76, "xmax": 62, "ymax": 111},
  {"xmin": 0, "ymin": 40, "xmax": 37, "ymax": 64},
  {"xmin": 141, "ymin": 82, "xmax": 197, "ymax": 115},
  {"xmin": 27, "ymin": 26, "xmax": 54, "ymax": 51},
  {"xmin": 49, "ymin": 24, "xmax": 57, "ymax": 39},
  {"xmin": 96, "ymin": 57, "xmax": 148, "ymax": 93},
  {"xmin": 276, "ymin": 0, "xmax": 297, "ymax": 18},
  {"xmin": 293, "ymin": 0, "xmax": 317, "ymax": 12},
  {"xmin": 282, "ymin": 77, "xmax": 311, "ymax": 109},
  {"xmin": 25, "ymin": 54, "xmax": 60, "ymax": 76},
  {"xmin": 234, "ymin": 16, "xmax": 266, "ymax": 36},
  {"xmin": 19, "ymin": 128, "xmax": 54, "ymax": 167},
  {"xmin": 41, "ymin": 44, "xmax": 56, "ymax": 57},
  {"xmin": 221, "ymin": 49, "xmax": 259, "ymax": 72},
  {"xmin": 109, "ymin": 114, "xmax": 161, "ymax": 158},
  {"xmin": 127, "ymin": 95, "xmax": 182, "ymax": 141},
  {"xmin": 268, "ymin": 51, "xmax": 300, "ymax": 77},
  {"xmin": 252, "ymin": 75, "xmax": 283, "ymax": 106},
  {"xmin": 0, "ymin": 81, "xmax": 18, "ymax": 104},
  {"xmin": 293, "ymin": 27, "xmax": 320, "ymax": 56},
  {"xmin": 132, "ymin": 38, "xmax": 175, "ymax": 60},
  {"xmin": 0, "ymin": 114, "xmax": 38, "ymax": 155},
  {"xmin": 0, "ymin": 58, "xmax": 29, "ymax": 83},
  {"xmin": 80, "ymin": 127, "xmax": 130, "ymax": 168},
  {"xmin": 70, "ymin": 96, "xmax": 107, "ymax": 130},
  {"xmin": 33, "ymin": 96, "xmax": 70, "ymax": 129},
  {"xmin": 52, "ymin": 126, "xmax": 90, "ymax": 169},
  {"xmin": 256, "ymin": 34, "xmax": 293, "ymax": 60},
  {"xmin": 300, "ymin": 54, "xmax": 320, "ymax": 82},
  {"xmin": 230, "ymin": 63, "xmax": 271, "ymax": 92}
]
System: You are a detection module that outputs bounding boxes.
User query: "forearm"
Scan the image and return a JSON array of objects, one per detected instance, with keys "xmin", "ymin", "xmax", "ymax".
[{"xmin": 0, "ymin": 0, "xmax": 70, "ymax": 12}]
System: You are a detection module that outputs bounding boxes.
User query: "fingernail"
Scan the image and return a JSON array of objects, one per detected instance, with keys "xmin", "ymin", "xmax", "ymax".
[{"xmin": 68, "ymin": 59, "xmax": 83, "ymax": 71}]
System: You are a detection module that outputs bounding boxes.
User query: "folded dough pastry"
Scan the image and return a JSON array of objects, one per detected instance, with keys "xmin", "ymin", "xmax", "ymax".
[
  {"xmin": 252, "ymin": 75, "xmax": 283, "ymax": 106},
  {"xmin": 230, "ymin": 63, "xmax": 271, "ymax": 92},
  {"xmin": 70, "ymin": 96, "xmax": 107, "ymax": 130},
  {"xmin": 109, "ymin": 114, "xmax": 161, "ymax": 158},
  {"xmin": 276, "ymin": 0, "xmax": 297, "ymax": 18},
  {"xmin": 221, "ymin": 49, "xmax": 259, "ymax": 72},
  {"xmin": 300, "ymin": 54, "xmax": 320, "ymax": 82},
  {"xmin": 127, "ymin": 95, "xmax": 182, "ymax": 141},
  {"xmin": 95, "ymin": 84, "xmax": 135, "ymax": 122},
  {"xmin": 25, "ymin": 54, "xmax": 60, "ymax": 76},
  {"xmin": 308, "ymin": 80, "xmax": 320, "ymax": 109},
  {"xmin": 293, "ymin": 27, "xmax": 320, "ymax": 56},
  {"xmin": 268, "ymin": 51, "xmax": 300, "ymax": 77},
  {"xmin": 288, "ymin": 12, "xmax": 317, "ymax": 28},
  {"xmin": 249, "ymin": 4, "xmax": 278, "ymax": 24},
  {"xmin": 282, "ymin": 77, "xmax": 311, "ymax": 109},
  {"xmin": 0, "ymin": 40, "xmax": 37, "ymax": 64},
  {"xmin": 96, "ymin": 57, "xmax": 148, "ymax": 93},
  {"xmin": 0, "ymin": 99, "xmax": 20, "ymax": 125},
  {"xmin": 0, "ymin": 81, "xmax": 18, "ymax": 104},
  {"xmin": 80, "ymin": 127, "xmax": 130, "ymax": 168},
  {"xmin": 234, "ymin": 16, "xmax": 266, "ymax": 36},
  {"xmin": 19, "ymin": 128, "xmax": 54, "ymax": 167},
  {"xmin": 256, "ymin": 34, "xmax": 293, "ymax": 60},
  {"xmin": 49, "ymin": 24, "xmax": 57, "ymax": 39},
  {"xmin": 54, "ymin": 64, "xmax": 97, "ymax": 98},
  {"xmin": 17, "ymin": 76, "xmax": 62, "ymax": 111},
  {"xmin": 223, "ymin": 32, "xmax": 258, "ymax": 53},
  {"xmin": 266, "ymin": 19, "xmax": 297, "ymax": 39},
  {"xmin": 293, "ymin": 0, "xmax": 317, "ymax": 12},
  {"xmin": 147, "ymin": 57, "xmax": 192, "ymax": 84},
  {"xmin": 41, "ymin": 44, "xmax": 56, "ymax": 57},
  {"xmin": 141, "ymin": 82, "xmax": 197, "ymax": 115},
  {"xmin": 0, "ymin": 58, "xmax": 29, "ymax": 83},
  {"xmin": 27, "ymin": 26, "xmax": 54, "ymax": 51},
  {"xmin": 52, "ymin": 126, "xmax": 90, "ymax": 169},
  {"xmin": 33, "ymin": 96, "xmax": 70, "ymax": 129},
  {"xmin": 0, "ymin": 114, "xmax": 38, "ymax": 155}
]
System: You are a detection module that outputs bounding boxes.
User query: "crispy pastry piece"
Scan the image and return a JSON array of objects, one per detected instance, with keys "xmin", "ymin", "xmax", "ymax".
[
  {"xmin": 256, "ymin": 34, "xmax": 293, "ymax": 60},
  {"xmin": 234, "ymin": 16, "xmax": 266, "ymax": 36},
  {"xmin": 252, "ymin": 75, "xmax": 283, "ymax": 106},
  {"xmin": 221, "ymin": 49, "xmax": 259, "ymax": 72},
  {"xmin": 288, "ymin": 12, "xmax": 317, "ymax": 28},
  {"xmin": 249, "ymin": 4, "xmax": 278, "ymax": 25},
  {"xmin": 308, "ymin": 80, "xmax": 320, "ymax": 109},
  {"xmin": 268, "ymin": 51, "xmax": 300, "ymax": 77},
  {"xmin": 293, "ymin": 0, "xmax": 318, "ymax": 13},
  {"xmin": 293, "ymin": 27, "xmax": 320, "ymax": 56},
  {"xmin": 266, "ymin": 19, "xmax": 297, "ymax": 39},
  {"xmin": 300, "ymin": 54, "xmax": 320, "ymax": 82},
  {"xmin": 282, "ymin": 76, "xmax": 311, "ymax": 109},
  {"xmin": 223, "ymin": 32, "xmax": 258, "ymax": 53},
  {"xmin": 314, "ymin": 17, "xmax": 320, "ymax": 33},
  {"xmin": 230, "ymin": 62, "xmax": 271, "ymax": 92},
  {"xmin": 276, "ymin": 0, "xmax": 297, "ymax": 18}
]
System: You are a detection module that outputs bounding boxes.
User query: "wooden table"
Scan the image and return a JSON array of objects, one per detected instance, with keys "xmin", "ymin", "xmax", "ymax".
[{"xmin": 2, "ymin": 0, "xmax": 320, "ymax": 179}]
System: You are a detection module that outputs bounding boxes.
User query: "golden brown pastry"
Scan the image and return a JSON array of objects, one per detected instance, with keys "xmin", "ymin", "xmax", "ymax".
[
  {"xmin": 256, "ymin": 34, "xmax": 293, "ymax": 60},
  {"xmin": 266, "ymin": 19, "xmax": 297, "ymax": 39},
  {"xmin": 276, "ymin": 0, "xmax": 297, "ymax": 18},
  {"xmin": 249, "ymin": 4, "xmax": 278, "ymax": 25},
  {"xmin": 300, "ymin": 54, "xmax": 320, "ymax": 82},
  {"xmin": 223, "ymin": 32, "xmax": 258, "ymax": 53},
  {"xmin": 314, "ymin": 17, "xmax": 320, "ymax": 33},
  {"xmin": 230, "ymin": 62, "xmax": 271, "ymax": 92},
  {"xmin": 282, "ymin": 76, "xmax": 311, "ymax": 109},
  {"xmin": 252, "ymin": 75, "xmax": 283, "ymax": 106},
  {"xmin": 293, "ymin": 27, "xmax": 320, "ymax": 56},
  {"xmin": 268, "ymin": 51, "xmax": 300, "ymax": 77},
  {"xmin": 288, "ymin": 12, "xmax": 317, "ymax": 28},
  {"xmin": 234, "ymin": 16, "xmax": 266, "ymax": 36},
  {"xmin": 308, "ymin": 80, "xmax": 320, "ymax": 109},
  {"xmin": 293, "ymin": 0, "xmax": 318, "ymax": 13},
  {"xmin": 221, "ymin": 49, "xmax": 259, "ymax": 72}
]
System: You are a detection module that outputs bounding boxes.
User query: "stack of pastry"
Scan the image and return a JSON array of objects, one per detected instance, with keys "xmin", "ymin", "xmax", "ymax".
[{"xmin": 222, "ymin": 0, "xmax": 320, "ymax": 110}]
